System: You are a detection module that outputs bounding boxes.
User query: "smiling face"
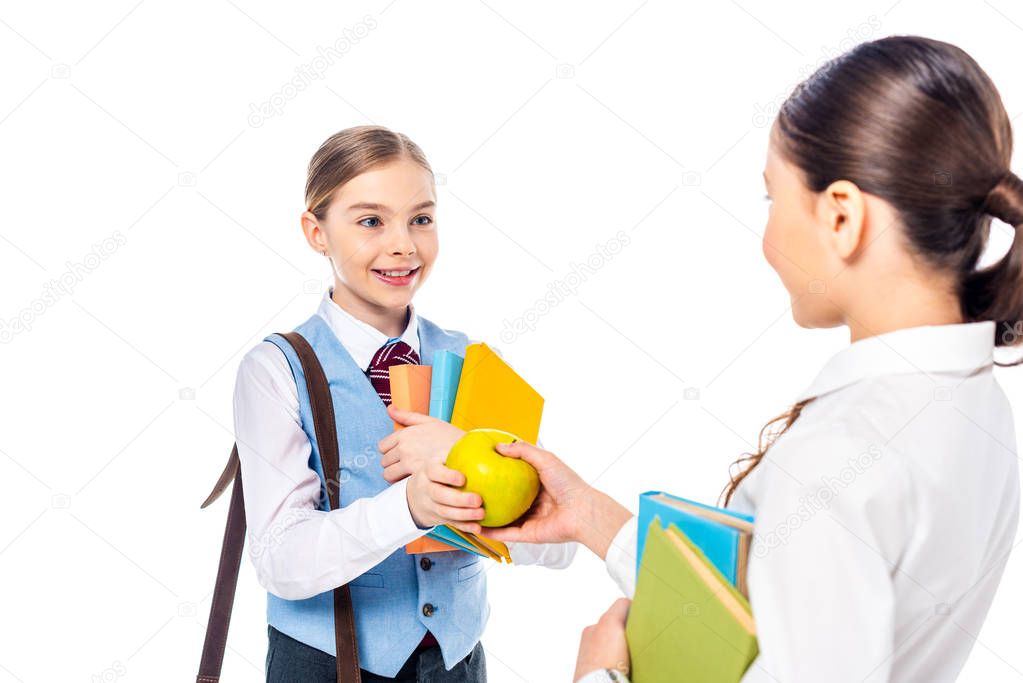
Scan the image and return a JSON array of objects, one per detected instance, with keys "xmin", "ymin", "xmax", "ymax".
[
  {"xmin": 762, "ymin": 128, "xmax": 847, "ymax": 329},
  {"xmin": 303, "ymin": 157, "xmax": 438, "ymax": 322}
]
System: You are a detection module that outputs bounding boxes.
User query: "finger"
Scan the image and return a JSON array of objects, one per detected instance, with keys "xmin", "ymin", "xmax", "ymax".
[
  {"xmin": 429, "ymin": 482, "xmax": 482, "ymax": 509},
  {"xmin": 378, "ymin": 432, "xmax": 399, "ymax": 454},
  {"xmin": 449, "ymin": 521, "xmax": 483, "ymax": 535},
  {"xmin": 388, "ymin": 404, "xmax": 433, "ymax": 427},
  {"xmin": 427, "ymin": 462, "xmax": 466, "ymax": 488},
  {"xmin": 380, "ymin": 449, "xmax": 399, "ymax": 468},
  {"xmin": 494, "ymin": 440, "xmax": 554, "ymax": 469},
  {"xmin": 382, "ymin": 463, "xmax": 409, "ymax": 483},
  {"xmin": 434, "ymin": 503, "xmax": 486, "ymax": 522}
]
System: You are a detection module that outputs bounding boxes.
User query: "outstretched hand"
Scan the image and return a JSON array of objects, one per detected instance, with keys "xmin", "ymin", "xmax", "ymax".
[
  {"xmin": 478, "ymin": 440, "xmax": 635, "ymax": 560},
  {"xmin": 475, "ymin": 440, "xmax": 591, "ymax": 545}
]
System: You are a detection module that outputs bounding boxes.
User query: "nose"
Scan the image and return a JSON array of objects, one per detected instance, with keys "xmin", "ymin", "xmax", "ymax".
[{"xmin": 386, "ymin": 223, "xmax": 416, "ymax": 257}]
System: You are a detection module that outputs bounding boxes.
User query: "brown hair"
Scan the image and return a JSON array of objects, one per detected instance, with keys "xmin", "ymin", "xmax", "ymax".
[
  {"xmin": 723, "ymin": 36, "xmax": 1023, "ymax": 505},
  {"xmin": 305, "ymin": 125, "xmax": 433, "ymax": 220},
  {"xmin": 721, "ymin": 399, "xmax": 815, "ymax": 506}
]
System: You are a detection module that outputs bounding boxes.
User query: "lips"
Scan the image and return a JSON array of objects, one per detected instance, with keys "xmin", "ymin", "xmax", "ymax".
[{"xmin": 372, "ymin": 266, "xmax": 421, "ymax": 287}]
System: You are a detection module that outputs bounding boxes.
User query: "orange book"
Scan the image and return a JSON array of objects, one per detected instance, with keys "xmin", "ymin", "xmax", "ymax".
[
  {"xmin": 404, "ymin": 536, "xmax": 456, "ymax": 554},
  {"xmin": 389, "ymin": 365, "xmax": 432, "ymax": 430}
]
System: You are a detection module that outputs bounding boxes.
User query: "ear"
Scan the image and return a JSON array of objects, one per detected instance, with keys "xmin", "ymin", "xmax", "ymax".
[
  {"xmin": 820, "ymin": 180, "xmax": 867, "ymax": 261},
  {"xmin": 301, "ymin": 210, "xmax": 328, "ymax": 255}
]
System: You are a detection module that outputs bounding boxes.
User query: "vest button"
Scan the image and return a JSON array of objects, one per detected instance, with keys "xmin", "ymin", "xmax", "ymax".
[
  {"xmin": 422, "ymin": 603, "xmax": 435, "ymax": 617},
  {"xmin": 420, "ymin": 557, "xmax": 432, "ymax": 571}
]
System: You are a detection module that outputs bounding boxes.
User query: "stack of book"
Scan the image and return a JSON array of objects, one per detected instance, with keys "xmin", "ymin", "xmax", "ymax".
[
  {"xmin": 389, "ymin": 342, "xmax": 544, "ymax": 563},
  {"xmin": 625, "ymin": 491, "xmax": 759, "ymax": 682}
]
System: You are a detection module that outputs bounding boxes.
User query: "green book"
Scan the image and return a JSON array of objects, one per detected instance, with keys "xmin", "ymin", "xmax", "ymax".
[{"xmin": 625, "ymin": 518, "xmax": 759, "ymax": 683}]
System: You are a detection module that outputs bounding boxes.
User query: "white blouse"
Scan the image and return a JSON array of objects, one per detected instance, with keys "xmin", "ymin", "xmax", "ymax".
[
  {"xmin": 233, "ymin": 288, "xmax": 575, "ymax": 601},
  {"xmin": 596, "ymin": 321, "xmax": 1019, "ymax": 682}
]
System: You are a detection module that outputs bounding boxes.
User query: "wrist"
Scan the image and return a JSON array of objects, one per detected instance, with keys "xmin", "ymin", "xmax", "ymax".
[
  {"xmin": 576, "ymin": 488, "xmax": 632, "ymax": 561},
  {"xmin": 405, "ymin": 476, "xmax": 430, "ymax": 530}
]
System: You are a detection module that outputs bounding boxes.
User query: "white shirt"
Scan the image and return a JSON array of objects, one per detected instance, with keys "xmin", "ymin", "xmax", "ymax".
[
  {"xmin": 594, "ymin": 321, "xmax": 1019, "ymax": 683},
  {"xmin": 233, "ymin": 287, "xmax": 575, "ymax": 601}
]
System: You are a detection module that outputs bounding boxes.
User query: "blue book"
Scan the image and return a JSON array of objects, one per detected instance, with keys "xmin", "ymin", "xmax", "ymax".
[
  {"xmin": 429, "ymin": 350, "xmax": 464, "ymax": 422},
  {"xmin": 637, "ymin": 491, "xmax": 754, "ymax": 597}
]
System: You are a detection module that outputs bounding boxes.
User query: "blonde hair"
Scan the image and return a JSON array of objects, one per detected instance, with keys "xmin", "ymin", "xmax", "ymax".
[{"xmin": 305, "ymin": 125, "xmax": 433, "ymax": 220}]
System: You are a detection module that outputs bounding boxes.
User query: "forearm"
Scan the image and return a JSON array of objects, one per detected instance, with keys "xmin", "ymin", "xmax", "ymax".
[
  {"xmin": 234, "ymin": 345, "xmax": 431, "ymax": 599},
  {"xmin": 251, "ymin": 478, "xmax": 428, "ymax": 600}
]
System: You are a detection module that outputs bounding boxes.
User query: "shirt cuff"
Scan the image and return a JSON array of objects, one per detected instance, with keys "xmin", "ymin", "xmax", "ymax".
[
  {"xmin": 369, "ymin": 478, "xmax": 435, "ymax": 549},
  {"xmin": 576, "ymin": 669, "xmax": 630, "ymax": 683},
  {"xmin": 604, "ymin": 515, "xmax": 638, "ymax": 598}
]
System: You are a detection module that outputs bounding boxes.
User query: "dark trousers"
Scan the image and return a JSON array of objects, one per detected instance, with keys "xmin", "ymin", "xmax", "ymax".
[{"xmin": 266, "ymin": 625, "xmax": 487, "ymax": 683}]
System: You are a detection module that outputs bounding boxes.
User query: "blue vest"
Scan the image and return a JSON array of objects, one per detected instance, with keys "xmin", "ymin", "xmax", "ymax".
[{"xmin": 262, "ymin": 312, "xmax": 489, "ymax": 677}]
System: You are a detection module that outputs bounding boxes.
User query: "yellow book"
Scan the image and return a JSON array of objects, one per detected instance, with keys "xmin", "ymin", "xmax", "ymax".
[
  {"xmin": 451, "ymin": 527, "xmax": 511, "ymax": 563},
  {"xmin": 450, "ymin": 343, "xmax": 544, "ymax": 443}
]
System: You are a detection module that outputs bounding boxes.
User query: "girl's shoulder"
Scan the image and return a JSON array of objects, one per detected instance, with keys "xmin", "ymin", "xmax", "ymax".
[
  {"xmin": 233, "ymin": 340, "xmax": 300, "ymax": 419},
  {"xmin": 238, "ymin": 338, "xmax": 296, "ymax": 381},
  {"xmin": 753, "ymin": 388, "xmax": 914, "ymax": 515}
]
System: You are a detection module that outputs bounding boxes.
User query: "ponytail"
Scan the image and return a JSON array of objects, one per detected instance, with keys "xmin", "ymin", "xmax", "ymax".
[{"xmin": 962, "ymin": 171, "xmax": 1023, "ymax": 363}]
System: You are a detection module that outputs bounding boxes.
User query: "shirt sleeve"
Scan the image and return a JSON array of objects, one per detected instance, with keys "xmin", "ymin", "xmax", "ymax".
[
  {"xmin": 233, "ymin": 342, "xmax": 430, "ymax": 600},
  {"xmin": 604, "ymin": 515, "xmax": 638, "ymax": 598},
  {"xmin": 506, "ymin": 539, "xmax": 579, "ymax": 568},
  {"xmin": 737, "ymin": 430, "xmax": 911, "ymax": 683}
]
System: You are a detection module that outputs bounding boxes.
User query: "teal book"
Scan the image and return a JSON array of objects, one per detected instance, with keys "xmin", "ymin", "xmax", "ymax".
[
  {"xmin": 427, "ymin": 525, "xmax": 491, "ymax": 559},
  {"xmin": 637, "ymin": 491, "xmax": 754, "ymax": 597},
  {"xmin": 429, "ymin": 350, "xmax": 464, "ymax": 422}
]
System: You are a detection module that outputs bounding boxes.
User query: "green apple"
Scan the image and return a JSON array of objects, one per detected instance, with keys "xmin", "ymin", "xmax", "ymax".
[{"xmin": 445, "ymin": 428, "xmax": 540, "ymax": 527}]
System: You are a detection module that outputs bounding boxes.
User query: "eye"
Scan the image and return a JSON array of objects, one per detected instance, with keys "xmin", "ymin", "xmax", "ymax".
[
  {"xmin": 411, "ymin": 214, "xmax": 433, "ymax": 226},
  {"xmin": 358, "ymin": 216, "xmax": 381, "ymax": 228}
]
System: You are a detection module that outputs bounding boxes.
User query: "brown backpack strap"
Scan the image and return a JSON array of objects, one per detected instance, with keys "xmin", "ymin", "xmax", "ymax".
[
  {"xmin": 196, "ymin": 331, "xmax": 361, "ymax": 683},
  {"xmin": 280, "ymin": 331, "xmax": 361, "ymax": 683},
  {"xmin": 196, "ymin": 445, "xmax": 244, "ymax": 683}
]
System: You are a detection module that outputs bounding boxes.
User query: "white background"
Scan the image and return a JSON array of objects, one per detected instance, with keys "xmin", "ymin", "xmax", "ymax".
[{"xmin": 2, "ymin": 1, "xmax": 1022, "ymax": 681}]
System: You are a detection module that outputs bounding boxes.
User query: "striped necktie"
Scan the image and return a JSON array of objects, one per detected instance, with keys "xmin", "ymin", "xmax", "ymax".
[{"xmin": 365, "ymin": 340, "xmax": 420, "ymax": 405}]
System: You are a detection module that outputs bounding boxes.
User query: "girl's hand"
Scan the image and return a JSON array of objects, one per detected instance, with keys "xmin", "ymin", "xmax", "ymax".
[
  {"xmin": 574, "ymin": 598, "xmax": 632, "ymax": 682},
  {"xmin": 477, "ymin": 440, "xmax": 633, "ymax": 560},
  {"xmin": 475, "ymin": 440, "xmax": 589, "ymax": 544},
  {"xmin": 379, "ymin": 406, "xmax": 465, "ymax": 484},
  {"xmin": 405, "ymin": 461, "xmax": 485, "ymax": 532}
]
